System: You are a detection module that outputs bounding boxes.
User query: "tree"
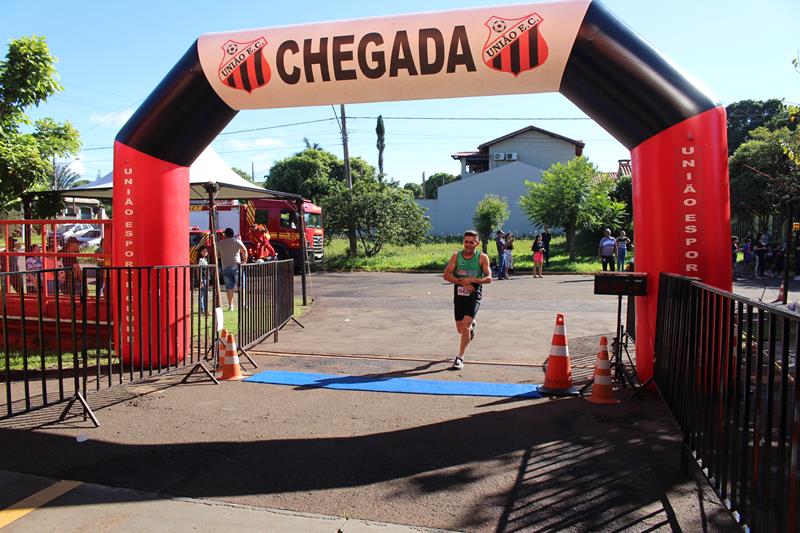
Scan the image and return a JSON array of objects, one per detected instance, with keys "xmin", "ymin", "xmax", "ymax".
[
  {"xmin": 610, "ymin": 173, "xmax": 633, "ymax": 234},
  {"xmin": 519, "ymin": 156, "xmax": 625, "ymax": 260},
  {"xmin": 423, "ymin": 172, "xmax": 459, "ymax": 199},
  {"xmin": 375, "ymin": 115, "xmax": 385, "ymax": 181},
  {"xmin": 322, "ymin": 180, "xmax": 430, "ymax": 256},
  {"xmin": 303, "ymin": 137, "xmax": 321, "ymax": 150},
  {"xmin": 403, "ymin": 182, "xmax": 423, "ymax": 199},
  {"xmin": 334, "ymin": 156, "xmax": 377, "ymax": 185},
  {"xmin": 0, "ymin": 36, "xmax": 81, "ymax": 211},
  {"xmin": 726, "ymin": 99, "xmax": 791, "ymax": 155},
  {"xmin": 472, "ymin": 194, "xmax": 509, "ymax": 253},
  {"xmin": 264, "ymin": 148, "xmax": 340, "ymax": 202},
  {"xmin": 730, "ymin": 127, "xmax": 800, "ymax": 218},
  {"xmin": 53, "ymin": 161, "xmax": 80, "ymax": 190},
  {"xmin": 265, "ymin": 148, "xmax": 381, "ymax": 204},
  {"xmin": 232, "ymin": 166, "xmax": 255, "ymax": 183}
]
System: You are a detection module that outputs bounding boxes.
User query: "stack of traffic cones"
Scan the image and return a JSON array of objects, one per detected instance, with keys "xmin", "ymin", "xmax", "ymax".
[
  {"xmin": 539, "ymin": 313, "xmax": 579, "ymax": 396},
  {"xmin": 219, "ymin": 333, "xmax": 244, "ymax": 381},
  {"xmin": 771, "ymin": 280, "xmax": 786, "ymax": 304},
  {"xmin": 587, "ymin": 337, "xmax": 620, "ymax": 404},
  {"xmin": 216, "ymin": 329, "xmax": 228, "ymax": 371}
]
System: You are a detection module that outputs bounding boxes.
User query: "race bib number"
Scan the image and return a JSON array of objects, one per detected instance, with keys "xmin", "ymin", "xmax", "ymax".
[{"xmin": 457, "ymin": 286, "xmax": 472, "ymax": 296}]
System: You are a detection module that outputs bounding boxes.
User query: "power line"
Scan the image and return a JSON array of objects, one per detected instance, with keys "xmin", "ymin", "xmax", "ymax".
[
  {"xmin": 349, "ymin": 116, "xmax": 592, "ymax": 121},
  {"xmin": 217, "ymin": 118, "xmax": 337, "ymax": 136}
]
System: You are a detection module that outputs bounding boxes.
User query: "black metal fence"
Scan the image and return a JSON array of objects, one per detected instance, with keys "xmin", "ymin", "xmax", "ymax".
[
  {"xmin": 237, "ymin": 259, "xmax": 294, "ymax": 350},
  {"xmin": 655, "ymin": 273, "xmax": 800, "ymax": 532},
  {"xmin": 1, "ymin": 264, "xmax": 219, "ymax": 424}
]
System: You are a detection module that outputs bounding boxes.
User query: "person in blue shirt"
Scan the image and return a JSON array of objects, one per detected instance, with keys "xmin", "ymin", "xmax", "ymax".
[{"xmin": 616, "ymin": 230, "xmax": 633, "ymax": 272}]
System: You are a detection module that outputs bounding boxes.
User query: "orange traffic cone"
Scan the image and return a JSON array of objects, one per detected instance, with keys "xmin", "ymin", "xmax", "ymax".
[
  {"xmin": 216, "ymin": 329, "xmax": 228, "ymax": 371},
  {"xmin": 539, "ymin": 313, "xmax": 579, "ymax": 396},
  {"xmin": 771, "ymin": 280, "xmax": 786, "ymax": 304},
  {"xmin": 219, "ymin": 333, "xmax": 244, "ymax": 381},
  {"xmin": 587, "ymin": 337, "xmax": 620, "ymax": 404}
]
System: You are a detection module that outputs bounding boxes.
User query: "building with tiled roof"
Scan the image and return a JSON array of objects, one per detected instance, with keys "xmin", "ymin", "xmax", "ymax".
[{"xmin": 418, "ymin": 125, "xmax": 593, "ymax": 236}]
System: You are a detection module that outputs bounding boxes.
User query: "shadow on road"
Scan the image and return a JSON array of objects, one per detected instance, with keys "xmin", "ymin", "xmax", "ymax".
[{"xmin": 0, "ymin": 394, "xmax": 738, "ymax": 532}]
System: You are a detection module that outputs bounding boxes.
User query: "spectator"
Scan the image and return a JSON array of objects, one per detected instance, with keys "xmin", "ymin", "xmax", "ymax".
[
  {"xmin": 494, "ymin": 230, "xmax": 507, "ymax": 280},
  {"xmin": 742, "ymin": 238, "xmax": 754, "ymax": 277},
  {"xmin": 531, "ymin": 234, "xmax": 544, "ymax": 278},
  {"xmin": 616, "ymin": 230, "xmax": 633, "ymax": 272},
  {"xmin": 197, "ymin": 246, "xmax": 209, "ymax": 313},
  {"xmin": 753, "ymin": 233, "xmax": 767, "ymax": 278},
  {"xmin": 541, "ymin": 227, "xmax": 552, "ymax": 266},
  {"xmin": 504, "ymin": 233, "xmax": 515, "ymax": 277},
  {"xmin": 217, "ymin": 227, "xmax": 248, "ymax": 311},
  {"xmin": 598, "ymin": 229, "xmax": 617, "ymax": 271},
  {"xmin": 794, "ymin": 231, "xmax": 800, "ymax": 281}
]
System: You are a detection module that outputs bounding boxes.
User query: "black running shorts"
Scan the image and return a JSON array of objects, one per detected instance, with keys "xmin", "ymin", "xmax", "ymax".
[{"xmin": 454, "ymin": 295, "xmax": 480, "ymax": 322}]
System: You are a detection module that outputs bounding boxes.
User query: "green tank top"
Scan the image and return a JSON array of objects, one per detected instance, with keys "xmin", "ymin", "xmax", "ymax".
[{"xmin": 454, "ymin": 251, "xmax": 482, "ymax": 299}]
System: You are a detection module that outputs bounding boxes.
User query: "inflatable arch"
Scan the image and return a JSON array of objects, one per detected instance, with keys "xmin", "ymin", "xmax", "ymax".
[{"xmin": 113, "ymin": 0, "xmax": 731, "ymax": 379}]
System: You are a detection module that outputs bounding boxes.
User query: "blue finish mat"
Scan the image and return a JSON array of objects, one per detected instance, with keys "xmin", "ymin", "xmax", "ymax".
[{"xmin": 244, "ymin": 370, "xmax": 542, "ymax": 398}]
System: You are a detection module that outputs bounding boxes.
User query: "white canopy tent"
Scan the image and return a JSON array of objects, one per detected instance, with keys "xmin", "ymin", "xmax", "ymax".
[
  {"xmin": 67, "ymin": 147, "xmax": 296, "ymax": 201},
  {"xmin": 62, "ymin": 147, "xmax": 308, "ymax": 307}
]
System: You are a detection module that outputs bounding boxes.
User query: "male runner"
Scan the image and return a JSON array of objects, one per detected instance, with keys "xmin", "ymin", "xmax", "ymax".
[{"xmin": 443, "ymin": 230, "xmax": 492, "ymax": 370}]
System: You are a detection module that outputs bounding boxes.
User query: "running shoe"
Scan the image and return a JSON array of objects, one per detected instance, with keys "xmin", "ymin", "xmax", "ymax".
[
  {"xmin": 470, "ymin": 319, "xmax": 477, "ymax": 340},
  {"xmin": 451, "ymin": 357, "xmax": 464, "ymax": 370}
]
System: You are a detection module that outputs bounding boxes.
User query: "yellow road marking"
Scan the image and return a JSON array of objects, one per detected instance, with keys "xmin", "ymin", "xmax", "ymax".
[{"xmin": 0, "ymin": 480, "xmax": 81, "ymax": 528}]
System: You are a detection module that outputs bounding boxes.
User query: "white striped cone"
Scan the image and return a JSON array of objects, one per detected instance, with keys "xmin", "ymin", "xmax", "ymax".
[
  {"xmin": 588, "ymin": 336, "xmax": 619, "ymax": 404},
  {"xmin": 771, "ymin": 281, "xmax": 786, "ymax": 304},
  {"xmin": 540, "ymin": 313, "xmax": 578, "ymax": 395},
  {"xmin": 217, "ymin": 329, "xmax": 228, "ymax": 371},
  {"xmin": 220, "ymin": 333, "xmax": 244, "ymax": 381}
]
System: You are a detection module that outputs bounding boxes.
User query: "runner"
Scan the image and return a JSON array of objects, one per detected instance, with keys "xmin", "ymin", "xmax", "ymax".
[{"xmin": 443, "ymin": 230, "xmax": 492, "ymax": 370}]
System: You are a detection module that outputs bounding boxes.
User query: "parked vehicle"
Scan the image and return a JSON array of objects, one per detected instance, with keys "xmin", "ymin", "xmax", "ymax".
[
  {"xmin": 58, "ymin": 223, "xmax": 96, "ymax": 241},
  {"xmin": 189, "ymin": 199, "xmax": 323, "ymax": 271},
  {"xmin": 73, "ymin": 228, "xmax": 103, "ymax": 248}
]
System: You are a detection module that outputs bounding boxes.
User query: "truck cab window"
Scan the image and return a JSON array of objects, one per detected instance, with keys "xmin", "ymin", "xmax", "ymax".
[
  {"xmin": 280, "ymin": 210, "xmax": 297, "ymax": 229},
  {"xmin": 255, "ymin": 210, "xmax": 269, "ymax": 226}
]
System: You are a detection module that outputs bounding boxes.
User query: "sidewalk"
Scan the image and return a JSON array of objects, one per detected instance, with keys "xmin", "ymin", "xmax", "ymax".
[{"xmin": 0, "ymin": 470, "xmax": 446, "ymax": 532}]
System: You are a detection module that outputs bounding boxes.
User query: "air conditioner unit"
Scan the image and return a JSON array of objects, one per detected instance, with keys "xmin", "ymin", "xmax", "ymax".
[
  {"xmin": 506, "ymin": 152, "xmax": 518, "ymax": 161},
  {"xmin": 493, "ymin": 152, "xmax": 505, "ymax": 161}
]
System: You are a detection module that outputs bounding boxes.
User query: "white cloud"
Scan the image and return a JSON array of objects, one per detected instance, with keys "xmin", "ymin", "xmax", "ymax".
[{"xmin": 89, "ymin": 108, "xmax": 134, "ymax": 128}]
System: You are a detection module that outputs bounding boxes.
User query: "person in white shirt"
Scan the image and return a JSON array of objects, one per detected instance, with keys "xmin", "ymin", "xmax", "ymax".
[{"xmin": 217, "ymin": 227, "xmax": 248, "ymax": 311}]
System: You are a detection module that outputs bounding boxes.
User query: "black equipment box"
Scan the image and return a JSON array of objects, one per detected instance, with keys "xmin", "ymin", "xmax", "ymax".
[{"xmin": 594, "ymin": 272, "xmax": 647, "ymax": 296}]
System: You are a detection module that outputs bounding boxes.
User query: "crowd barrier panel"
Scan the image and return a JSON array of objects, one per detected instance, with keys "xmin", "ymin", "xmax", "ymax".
[{"xmin": 655, "ymin": 273, "xmax": 800, "ymax": 532}]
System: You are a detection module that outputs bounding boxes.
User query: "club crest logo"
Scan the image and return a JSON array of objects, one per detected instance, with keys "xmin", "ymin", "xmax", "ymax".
[
  {"xmin": 218, "ymin": 37, "xmax": 271, "ymax": 93},
  {"xmin": 482, "ymin": 13, "xmax": 549, "ymax": 76}
]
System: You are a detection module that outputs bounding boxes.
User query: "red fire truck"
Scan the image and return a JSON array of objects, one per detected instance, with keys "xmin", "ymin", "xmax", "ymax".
[{"xmin": 189, "ymin": 199, "xmax": 323, "ymax": 270}]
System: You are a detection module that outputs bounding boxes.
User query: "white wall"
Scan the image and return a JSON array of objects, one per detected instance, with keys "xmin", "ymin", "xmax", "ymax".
[{"xmin": 421, "ymin": 162, "xmax": 543, "ymax": 236}]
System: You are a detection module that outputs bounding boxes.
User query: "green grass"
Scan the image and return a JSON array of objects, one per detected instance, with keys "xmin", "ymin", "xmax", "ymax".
[
  {"xmin": 220, "ymin": 296, "xmax": 310, "ymax": 333},
  {"xmin": 323, "ymin": 236, "xmax": 630, "ymax": 273}
]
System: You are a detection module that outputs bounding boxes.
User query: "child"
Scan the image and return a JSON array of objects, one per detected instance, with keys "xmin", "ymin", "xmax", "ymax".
[
  {"xmin": 742, "ymin": 238, "xmax": 754, "ymax": 276},
  {"xmin": 531, "ymin": 234, "xmax": 545, "ymax": 278},
  {"xmin": 197, "ymin": 246, "xmax": 209, "ymax": 313}
]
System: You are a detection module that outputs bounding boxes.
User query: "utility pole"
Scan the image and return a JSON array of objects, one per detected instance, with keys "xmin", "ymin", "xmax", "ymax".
[
  {"xmin": 251, "ymin": 162, "xmax": 255, "ymax": 182},
  {"xmin": 340, "ymin": 104, "xmax": 356, "ymax": 256}
]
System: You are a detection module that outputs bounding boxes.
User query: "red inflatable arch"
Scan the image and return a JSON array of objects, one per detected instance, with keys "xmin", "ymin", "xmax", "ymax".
[{"xmin": 114, "ymin": 0, "xmax": 731, "ymax": 378}]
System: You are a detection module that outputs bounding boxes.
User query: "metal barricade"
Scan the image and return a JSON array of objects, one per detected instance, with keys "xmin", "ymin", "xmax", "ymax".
[
  {"xmin": 237, "ymin": 260, "xmax": 294, "ymax": 350},
  {"xmin": 1, "ymin": 264, "xmax": 218, "ymax": 424},
  {"xmin": 655, "ymin": 273, "xmax": 800, "ymax": 532}
]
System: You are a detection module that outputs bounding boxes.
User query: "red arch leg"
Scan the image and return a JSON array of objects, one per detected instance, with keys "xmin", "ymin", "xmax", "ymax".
[
  {"xmin": 631, "ymin": 106, "xmax": 731, "ymax": 382},
  {"xmin": 112, "ymin": 142, "xmax": 190, "ymax": 367}
]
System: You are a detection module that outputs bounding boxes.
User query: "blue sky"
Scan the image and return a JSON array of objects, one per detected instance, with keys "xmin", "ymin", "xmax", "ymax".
[{"xmin": 2, "ymin": 0, "xmax": 797, "ymax": 185}]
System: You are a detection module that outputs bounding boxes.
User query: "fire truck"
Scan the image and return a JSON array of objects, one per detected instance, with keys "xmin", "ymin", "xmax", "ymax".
[{"xmin": 189, "ymin": 199, "xmax": 323, "ymax": 270}]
